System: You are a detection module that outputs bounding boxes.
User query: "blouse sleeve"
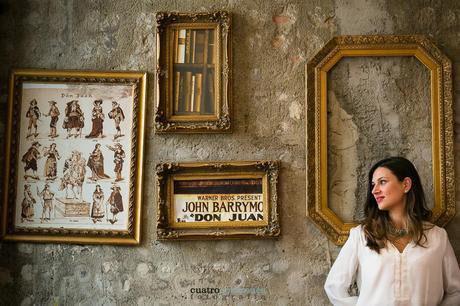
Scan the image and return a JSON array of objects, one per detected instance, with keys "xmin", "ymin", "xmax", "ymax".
[
  {"xmin": 440, "ymin": 229, "xmax": 460, "ymax": 306},
  {"xmin": 324, "ymin": 226, "xmax": 360, "ymax": 306}
]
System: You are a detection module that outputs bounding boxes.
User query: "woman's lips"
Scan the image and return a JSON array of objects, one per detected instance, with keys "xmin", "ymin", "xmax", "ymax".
[{"xmin": 375, "ymin": 196, "xmax": 384, "ymax": 203}]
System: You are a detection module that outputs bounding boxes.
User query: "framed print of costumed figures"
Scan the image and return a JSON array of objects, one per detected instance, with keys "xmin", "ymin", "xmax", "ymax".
[{"xmin": 2, "ymin": 69, "xmax": 146, "ymax": 245}]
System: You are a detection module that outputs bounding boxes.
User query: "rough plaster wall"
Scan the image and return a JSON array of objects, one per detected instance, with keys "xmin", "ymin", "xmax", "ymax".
[
  {"xmin": 0, "ymin": 0, "xmax": 459, "ymax": 305},
  {"xmin": 328, "ymin": 57, "xmax": 432, "ymax": 222}
]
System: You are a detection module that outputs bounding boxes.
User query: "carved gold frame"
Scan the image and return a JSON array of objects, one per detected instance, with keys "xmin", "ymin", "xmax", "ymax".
[
  {"xmin": 155, "ymin": 11, "xmax": 232, "ymax": 133},
  {"xmin": 156, "ymin": 161, "xmax": 280, "ymax": 240},
  {"xmin": 306, "ymin": 35, "xmax": 454, "ymax": 245},
  {"xmin": 1, "ymin": 68, "xmax": 146, "ymax": 245}
]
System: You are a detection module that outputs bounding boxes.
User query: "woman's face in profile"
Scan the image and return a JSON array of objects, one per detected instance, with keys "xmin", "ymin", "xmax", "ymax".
[{"xmin": 371, "ymin": 167, "xmax": 408, "ymax": 211}]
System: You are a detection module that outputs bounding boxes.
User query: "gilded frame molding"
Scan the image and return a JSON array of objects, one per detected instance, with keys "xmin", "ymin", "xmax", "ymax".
[
  {"xmin": 306, "ymin": 35, "xmax": 454, "ymax": 245},
  {"xmin": 155, "ymin": 11, "xmax": 232, "ymax": 133},
  {"xmin": 1, "ymin": 68, "xmax": 146, "ymax": 245},
  {"xmin": 156, "ymin": 161, "xmax": 280, "ymax": 240}
]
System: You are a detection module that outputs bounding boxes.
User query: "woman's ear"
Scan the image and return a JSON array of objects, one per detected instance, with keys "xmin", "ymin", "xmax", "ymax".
[{"xmin": 403, "ymin": 177, "xmax": 412, "ymax": 193}]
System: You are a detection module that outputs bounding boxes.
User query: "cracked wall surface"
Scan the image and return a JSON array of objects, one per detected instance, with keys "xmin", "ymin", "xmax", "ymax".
[
  {"xmin": 328, "ymin": 57, "xmax": 432, "ymax": 222},
  {"xmin": 0, "ymin": 0, "xmax": 460, "ymax": 305}
]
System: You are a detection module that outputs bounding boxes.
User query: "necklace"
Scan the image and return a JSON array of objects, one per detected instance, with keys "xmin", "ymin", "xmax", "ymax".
[{"xmin": 388, "ymin": 223, "xmax": 408, "ymax": 237}]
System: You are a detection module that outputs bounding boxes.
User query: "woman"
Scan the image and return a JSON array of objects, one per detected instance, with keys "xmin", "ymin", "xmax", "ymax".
[
  {"xmin": 324, "ymin": 157, "xmax": 460, "ymax": 305},
  {"xmin": 43, "ymin": 143, "xmax": 60, "ymax": 180},
  {"xmin": 87, "ymin": 144, "xmax": 110, "ymax": 181},
  {"xmin": 86, "ymin": 99, "xmax": 104, "ymax": 138},
  {"xmin": 21, "ymin": 184, "xmax": 36, "ymax": 222},
  {"xmin": 91, "ymin": 185, "xmax": 105, "ymax": 223}
]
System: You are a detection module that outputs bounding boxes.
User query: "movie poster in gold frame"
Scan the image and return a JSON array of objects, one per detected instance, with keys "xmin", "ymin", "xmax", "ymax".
[
  {"xmin": 156, "ymin": 161, "xmax": 280, "ymax": 240},
  {"xmin": 1, "ymin": 69, "xmax": 146, "ymax": 245},
  {"xmin": 155, "ymin": 11, "xmax": 232, "ymax": 133}
]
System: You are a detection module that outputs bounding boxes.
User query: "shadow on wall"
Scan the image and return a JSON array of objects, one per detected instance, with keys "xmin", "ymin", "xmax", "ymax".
[{"xmin": 0, "ymin": 1, "xmax": 29, "ymax": 304}]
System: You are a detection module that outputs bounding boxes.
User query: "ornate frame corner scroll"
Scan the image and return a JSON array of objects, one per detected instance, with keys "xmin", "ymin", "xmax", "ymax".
[
  {"xmin": 1, "ymin": 69, "xmax": 146, "ymax": 245},
  {"xmin": 156, "ymin": 161, "xmax": 280, "ymax": 240},
  {"xmin": 155, "ymin": 11, "xmax": 232, "ymax": 133},
  {"xmin": 306, "ymin": 35, "xmax": 454, "ymax": 245}
]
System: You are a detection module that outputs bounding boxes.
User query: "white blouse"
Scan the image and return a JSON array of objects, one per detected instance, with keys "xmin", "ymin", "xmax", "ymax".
[{"xmin": 324, "ymin": 225, "xmax": 460, "ymax": 306}]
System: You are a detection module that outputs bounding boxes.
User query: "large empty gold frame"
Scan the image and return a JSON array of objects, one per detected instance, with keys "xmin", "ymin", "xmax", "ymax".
[{"xmin": 306, "ymin": 35, "xmax": 454, "ymax": 245}]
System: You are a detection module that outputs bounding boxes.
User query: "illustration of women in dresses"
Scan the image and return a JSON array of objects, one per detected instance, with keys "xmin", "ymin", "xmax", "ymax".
[
  {"xmin": 86, "ymin": 99, "xmax": 105, "ymax": 138},
  {"xmin": 91, "ymin": 184, "xmax": 105, "ymax": 223},
  {"xmin": 43, "ymin": 143, "xmax": 60, "ymax": 180},
  {"xmin": 87, "ymin": 143, "xmax": 110, "ymax": 181},
  {"xmin": 21, "ymin": 184, "xmax": 36, "ymax": 222}
]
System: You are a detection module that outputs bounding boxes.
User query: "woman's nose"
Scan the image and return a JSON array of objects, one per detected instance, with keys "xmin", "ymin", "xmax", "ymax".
[{"xmin": 372, "ymin": 184, "xmax": 380, "ymax": 194}]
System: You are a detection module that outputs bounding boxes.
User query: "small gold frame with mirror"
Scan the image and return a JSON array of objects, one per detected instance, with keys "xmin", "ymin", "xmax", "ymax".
[
  {"xmin": 306, "ymin": 35, "xmax": 454, "ymax": 245},
  {"xmin": 155, "ymin": 11, "xmax": 232, "ymax": 133}
]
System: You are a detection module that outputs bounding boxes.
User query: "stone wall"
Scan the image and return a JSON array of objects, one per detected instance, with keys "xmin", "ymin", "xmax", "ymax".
[{"xmin": 0, "ymin": 0, "xmax": 460, "ymax": 305}]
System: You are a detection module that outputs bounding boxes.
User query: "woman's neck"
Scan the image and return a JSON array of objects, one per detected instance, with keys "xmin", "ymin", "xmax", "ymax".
[{"xmin": 389, "ymin": 207, "xmax": 407, "ymax": 229}]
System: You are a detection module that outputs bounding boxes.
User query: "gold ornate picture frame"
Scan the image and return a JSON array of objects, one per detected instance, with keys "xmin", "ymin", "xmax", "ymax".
[
  {"xmin": 1, "ymin": 69, "xmax": 146, "ymax": 245},
  {"xmin": 155, "ymin": 11, "xmax": 232, "ymax": 133},
  {"xmin": 156, "ymin": 161, "xmax": 280, "ymax": 240},
  {"xmin": 306, "ymin": 35, "xmax": 454, "ymax": 245}
]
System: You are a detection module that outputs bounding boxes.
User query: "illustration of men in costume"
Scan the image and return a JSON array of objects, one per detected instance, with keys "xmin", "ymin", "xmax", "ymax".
[
  {"xmin": 22, "ymin": 142, "xmax": 41, "ymax": 180},
  {"xmin": 43, "ymin": 143, "xmax": 60, "ymax": 180},
  {"xmin": 87, "ymin": 143, "xmax": 110, "ymax": 181},
  {"xmin": 106, "ymin": 143, "xmax": 125, "ymax": 182},
  {"xmin": 63, "ymin": 100, "xmax": 84, "ymax": 138},
  {"xmin": 26, "ymin": 99, "xmax": 41, "ymax": 138},
  {"xmin": 86, "ymin": 99, "xmax": 105, "ymax": 138},
  {"xmin": 38, "ymin": 183, "xmax": 54, "ymax": 222},
  {"xmin": 107, "ymin": 185, "xmax": 123, "ymax": 224},
  {"xmin": 21, "ymin": 184, "xmax": 36, "ymax": 222},
  {"xmin": 44, "ymin": 100, "xmax": 60, "ymax": 138},
  {"xmin": 60, "ymin": 150, "xmax": 86, "ymax": 199},
  {"xmin": 108, "ymin": 101, "xmax": 125, "ymax": 139},
  {"xmin": 91, "ymin": 184, "xmax": 105, "ymax": 223}
]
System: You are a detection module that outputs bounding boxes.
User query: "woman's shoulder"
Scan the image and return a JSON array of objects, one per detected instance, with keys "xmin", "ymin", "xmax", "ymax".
[
  {"xmin": 423, "ymin": 222, "xmax": 448, "ymax": 237},
  {"xmin": 350, "ymin": 224, "xmax": 364, "ymax": 234},
  {"xmin": 348, "ymin": 224, "xmax": 366, "ymax": 242}
]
